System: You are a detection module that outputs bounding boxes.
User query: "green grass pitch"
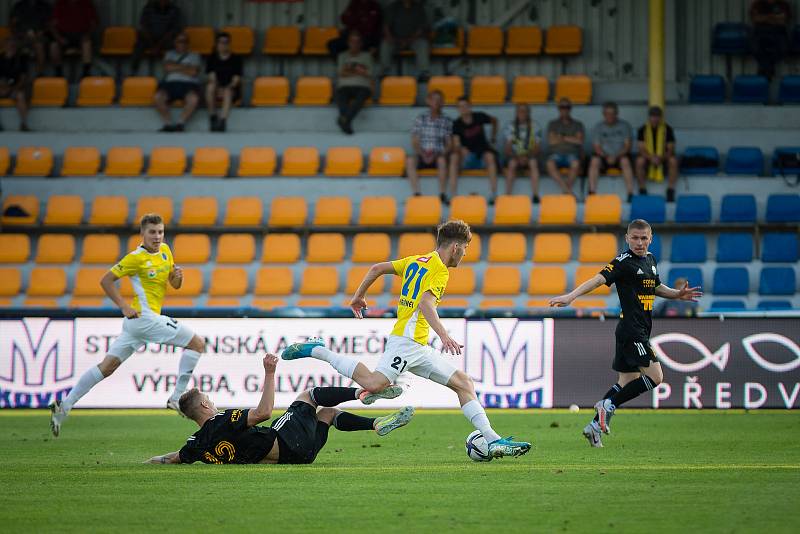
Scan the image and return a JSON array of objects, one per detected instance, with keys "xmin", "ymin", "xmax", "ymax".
[{"xmin": 2, "ymin": 409, "xmax": 799, "ymax": 533}]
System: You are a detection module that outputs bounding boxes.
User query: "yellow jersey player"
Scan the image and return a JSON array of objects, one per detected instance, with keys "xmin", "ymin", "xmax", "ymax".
[
  {"xmin": 49, "ymin": 214, "xmax": 206, "ymax": 437},
  {"xmin": 281, "ymin": 220, "xmax": 531, "ymax": 459}
]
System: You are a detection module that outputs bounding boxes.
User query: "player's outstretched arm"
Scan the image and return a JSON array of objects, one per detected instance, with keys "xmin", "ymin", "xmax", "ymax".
[
  {"xmin": 655, "ymin": 281, "xmax": 703, "ymax": 301},
  {"xmin": 419, "ymin": 291, "xmax": 463, "ymax": 356},
  {"xmin": 246, "ymin": 354, "xmax": 278, "ymax": 428},
  {"xmin": 549, "ymin": 274, "xmax": 606, "ymax": 307},
  {"xmin": 100, "ymin": 271, "xmax": 139, "ymax": 319},
  {"xmin": 144, "ymin": 451, "xmax": 180, "ymax": 464},
  {"xmin": 350, "ymin": 261, "xmax": 395, "ymax": 318}
]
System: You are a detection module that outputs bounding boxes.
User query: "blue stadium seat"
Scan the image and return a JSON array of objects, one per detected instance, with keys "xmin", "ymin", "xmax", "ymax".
[
  {"xmin": 724, "ymin": 147, "xmax": 764, "ymax": 175},
  {"xmin": 675, "ymin": 195, "xmax": 712, "ymax": 222},
  {"xmin": 771, "ymin": 147, "xmax": 800, "ymax": 175},
  {"xmin": 689, "ymin": 75, "xmax": 725, "ymax": 103},
  {"xmin": 762, "ymin": 233, "xmax": 799, "ymax": 263},
  {"xmin": 713, "ymin": 267, "xmax": 749, "ymax": 295},
  {"xmin": 778, "ymin": 75, "xmax": 800, "ymax": 104},
  {"xmin": 792, "ymin": 25, "xmax": 800, "ymax": 54},
  {"xmin": 765, "ymin": 194, "xmax": 800, "ymax": 222},
  {"xmin": 720, "ymin": 194, "xmax": 756, "ymax": 222},
  {"xmin": 759, "ymin": 267, "xmax": 796, "ymax": 295},
  {"xmin": 757, "ymin": 300, "xmax": 792, "ymax": 310},
  {"xmin": 670, "ymin": 234, "xmax": 707, "ymax": 263},
  {"xmin": 716, "ymin": 233, "xmax": 753, "ymax": 263},
  {"xmin": 711, "ymin": 23, "xmax": 750, "ymax": 55},
  {"xmin": 680, "ymin": 147, "xmax": 719, "ymax": 175},
  {"xmin": 630, "ymin": 195, "xmax": 665, "ymax": 223},
  {"xmin": 732, "ymin": 75, "xmax": 769, "ymax": 104},
  {"xmin": 708, "ymin": 300, "xmax": 747, "ymax": 311},
  {"xmin": 668, "ymin": 267, "xmax": 703, "ymax": 289},
  {"xmin": 649, "ymin": 233, "xmax": 662, "ymax": 262}
]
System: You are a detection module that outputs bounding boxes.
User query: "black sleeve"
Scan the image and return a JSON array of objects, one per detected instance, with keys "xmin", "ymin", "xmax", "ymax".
[
  {"xmin": 205, "ymin": 55, "xmax": 215, "ymax": 73},
  {"xmin": 599, "ymin": 256, "xmax": 627, "ymax": 287},
  {"xmin": 452, "ymin": 119, "xmax": 462, "ymax": 137},
  {"xmin": 224, "ymin": 409, "xmax": 250, "ymax": 432},
  {"xmin": 233, "ymin": 55, "xmax": 243, "ymax": 76},
  {"xmin": 475, "ymin": 112, "xmax": 491, "ymax": 125},
  {"xmin": 665, "ymin": 125, "xmax": 676, "ymax": 144},
  {"xmin": 178, "ymin": 442, "xmax": 202, "ymax": 464},
  {"xmin": 636, "ymin": 125, "xmax": 645, "ymax": 142}
]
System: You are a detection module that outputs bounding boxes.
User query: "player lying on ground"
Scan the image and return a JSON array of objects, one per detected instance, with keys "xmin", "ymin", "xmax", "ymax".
[
  {"xmin": 146, "ymin": 354, "xmax": 414, "ymax": 465},
  {"xmin": 282, "ymin": 220, "xmax": 531, "ymax": 459},
  {"xmin": 549, "ymin": 219, "xmax": 702, "ymax": 448},
  {"xmin": 50, "ymin": 213, "xmax": 206, "ymax": 437}
]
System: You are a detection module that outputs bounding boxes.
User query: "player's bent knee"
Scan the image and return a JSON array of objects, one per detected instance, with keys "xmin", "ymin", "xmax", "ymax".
[
  {"xmin": 98, "ymin": 356, "xmax": 122, "ymax": 377},
  {"xmin": 188, "ymin": 335, "xmax": 206, "ymax": 353},
  {"xmin": 447, "ymin": 370, "xmax": 474, "ymax": 394},
  {"xmin": 316, "ymin": 407, "xmax": 338, "ymax": 425}
]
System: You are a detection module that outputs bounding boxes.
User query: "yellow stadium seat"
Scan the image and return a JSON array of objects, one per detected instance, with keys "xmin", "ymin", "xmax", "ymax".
[
  {"xmin": 488, "ymin": 233, "xmax": 526, "ymax": 262},
  {"xmin": 119, "ymin": 77, "xmax": 157, "ymax": 106},
  {"xmin": 313, "ymin": 197, "xmax": 352, "ymax": 226},
  {"xmin": 578, "ymin": 233, "xmax": 618, "ymax": 263},
  {"xmin": 167, "ymin": 267, "xmax": 203, "ymax": 296},
  {"xmin": 237, "ymin": 147, "xmax": 277, "ymax": 177},
  {"xmin": 440, "ymin": 298, "xmax": 470, "ymax": 308},
  {"xmin": 583, "ymin": 194, "xmax": 622, "ymax": 224},
  {"xmin": 255, "ymin": 267, "xmax": 294, "ymax": 296},
  {"xmin": 447, "ymin": 267, "xmax": 476, "ymax": 295},
  {"xmin": 539, "ymin": 194, "xmax": 577, "ymax": 224},
  {"xmin": 526, "ymin": 299, "xmax": 551, "ymax": 308},
  {"xmin": 27, "ymin": 267, "xmax": 67, "ymax": 296},
  {"xmin": 31, "ymin": 77, "xmax": 68, "ymax": 106},
  {"xmin": 463, "ymin": 233, "xmax": 481, "ymax": 263},
  {"xmin": 572, "ymin": 299, "xmax": 608, "ymax": 309},
  {"xmin": 2, "ymin": 195, "xmax": 39, "ymax": 225},
  {"xmin": 528, "ymin": 266, "xmax": 567, "ymax": 295},
  {"xmin": 263, "ymin": 26, "xmax": 301, "ymax": 55},
  {"xmin": 191, "ymin": 147, "xmax": 229, "ymax": 177},
  {"xmin": 100, "ymin": 26, "xmax": 135, "ymax": 55},
  {"xmin": 511, "ymin": 76, "xmax": 549, "ymax": 104},
  {"xmin": 13, "ymin": 146, "xmax": 53, "ymax": 176},
  {"xmin": 482, "ymin": 266, "xmax": 521, "ymax": 295},
  {"xmin": 76, "ymin": 77, "xmax": 115, "ymax": 106},
  {"xmin": 302, "ymin": 27, "xmax": 339, "ymax": 55},
  {"xmin": 427, "ymin": 76, "xmax": 464, "ymax": 105},
  {"xmin": 224, "ymin": 197, "xmax": 262, "ymax": 227},
  {"xmin": 163, "ymin": 297, "xmax": 197, "ymax": 308},
  {"xmin": 352, "ymin": 233, "xmax": 391, "ymax": 263},
  {"xmin": 297, "ymin": 298, "xmax": 333, "ymax": 308},
  {"xmin": 379, "ymin": 76, "xmax": 416, "ymax": 105},
  {"xmin": 36, "ymin": 234, "xmax": 75, "ymax": 263},
  {"xmin": 554, "ymin": 75, "xmax": 592, "ymax": 105},
  {"xmin": 0, "ymin": 147, "xmax": 9, "ymax": 174},
  {"xmin": 545, "ymin": 25, "xmax": 583, "ymax": 55},
  {"xmin": 262, "ymin": 234, "xmax": 301, "ymax": 263},
  {"xmin": 359, "ymin": 197, "xmax": 397, "ymax": 226},
  {"xmin": 205, "ymin": 297, "xmax": 243, "ymax": 308},
  {"xmin": 252, "ymin": 298, "xmax": 288, "ymax": 310},
  {"xmin": 221, "ymin": 26, "xmax": 254, "ymax": 55},
  {"xmin": 23, "ymin": 297, "xmax": 60, "ymax": 307},
  {"xmin": 118, "ymin": 274, "xmax": 134, "ymax": 297},
  {"xmin": 88, "ymin": 196, "xmax": 128, "ymax": 226},
  {"xmin": 346, "ymin": 266, "xmax": 375, "ymax": 294},
  {"xmin": 367, "ymin": 147, "xmax": 405, "ymax": 176},
  {"xmin": 217, "ymin": 234, "xmax": 256, "ymax": 264},
  {"xmin": 147, "ymin": 147, "xmax": 186, "ymax": 176},
  {"xmin": 480, "ymin": 299, "xmax": 516, "ymax": 309},
  {"xmin": 81, "ymin": 235, "xmax": 121, "ymax": 264},
  {"xmin": 300, "ymin": 266, "xmax": 339, "ymax": 295},
  {"xmin": 449, "ymin": 195, "xmax": 487, "ymax": 225},
  {"xmin": 505, "ymin": 26, "xmax": 543, "ymax": 55},
  {"xmin": 179, "ymin": 197, "xmax": 218, "ymax": 226},
  {"xmin": 398, "ymin": 233, "xmax": 435, "ymax": 257},
  {"xmin": 0, "ymin": 234, "xmax": 29, "ymax": 263},
  {"xmin": 126, "ymin": 235, "xmax": 141, "ymax": 253},
  {"xmin": 281, "ymin": 147, "xmax": 319, "ymax": 176},
  {"xmin": 493, "ymin": 195, "xmax": 531, "ymax": 225},
  {"xmin": 324, "ymin": 147, "xmax": 362, "ymax": 176},
  {"xmin": 73, "ymin": 267, "xmax": 107, "ymax": 296},
  {"xmin": 403, "ymin": 196, "xmax": 441, "ymax": 226},
  {"xmin": 0, "ymin": 268, "xmax": 21, "ymax": 296},
  {"xmin": 105, "ymin": 147, "xmax": 144, "ymax": 176},
  {"xmin": 469, "ymin": 76, "xmax": 506, "ymax": 104},
  {"xmin": 294, "ymin": 76, "xmax": 333, "ymax": 105},
  {"xmin": 135, "ymin": 197, "xmax": 173, "ymax": 225},
  {"xmin": 209, "ymin": 267, "xmax": 249, "ymax": 296},
  {"xmin": 432, "ymin": 27, "xmax": 464, "ymax": 56},
  {"xmin": 533, "ymin": 233, "xmax": 572, "ymax": 263},
  {"xmin": 68, "ymin": 296, "xmax": 106, "ymax": 308},
  {"xmin": 171, "ymin": 234, "xmax": 210, "ymax": 264},
  {"xmin": 574, "ymin": 265, "xmax": 610, "ymax": 295},
  {"xmin": 307, "ymin": 233, "xmax": 345, "ymax": 263},
  {"xmin": 185, "ymin": 26, "xmax": 215, "ymax": 55},
  {"xmin": 269, "ymin": 197, "xmax": 308, "ymax": 227},
  {"xmin": 251, "ymin": 77, "xmax": 290, "ymax": 106},
  {"xmin": 61, "ymin": 147, "xmax": 101, "ymax": 176},
  {"xmin": 466, "ymin": 26, "xmax": 503, "ymax": 55}
]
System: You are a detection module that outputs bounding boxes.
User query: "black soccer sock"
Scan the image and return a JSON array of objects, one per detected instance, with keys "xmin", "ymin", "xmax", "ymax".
[
  {"xmin": 309, "ymin": 387, "xmax": 359, "ymax": 407},
  {"xmin": 593, "ymin": 383, "xmax": 621, "ymax": 422},
  {"xmin": 609, "ymin": 376, "xmax": 657, "ymax": 408},
  {"xmin": 333, "ymin": 411, "xmax": 375, "ymax": 432}
]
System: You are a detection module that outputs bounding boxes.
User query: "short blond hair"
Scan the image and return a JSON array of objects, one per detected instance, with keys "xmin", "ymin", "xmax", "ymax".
[{"xmin": 139, "ymin": 213, "xmax": 163, "ymax": 231}]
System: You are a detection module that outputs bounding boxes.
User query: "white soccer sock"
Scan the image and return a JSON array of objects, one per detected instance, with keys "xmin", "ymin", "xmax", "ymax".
[
  {"xmin": 461, "ymin": 399, "xmax": 501, "ymax": 443},
  {"xmin": 62, "ymin": 365, "xmax": 104, "ymax": 414},
  {"xmin": 170, "ymin": 349, "xmax": 201, "ymax": 401},
  {"xmin": 311, "ymin": 346, "xmax": 358, "ymax": 379}
]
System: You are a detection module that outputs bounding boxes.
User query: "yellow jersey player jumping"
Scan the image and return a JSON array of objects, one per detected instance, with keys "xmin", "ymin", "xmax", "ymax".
[
  {"xmin": 49, "ymin": 214, "xmax": 206, "ymax": 437},
  {"xmin": 281, "ymin": 220, "xmax": 531, "ymax": 458}
]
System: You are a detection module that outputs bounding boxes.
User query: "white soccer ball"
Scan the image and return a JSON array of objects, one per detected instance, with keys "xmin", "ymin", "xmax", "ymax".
[
  {"xmin": 569, "ymin": 404, "xmax": 580, "ymax": 413},
  {"xmin": 465, "ymin": 430, "xmax": 492, "ymax": 462}
]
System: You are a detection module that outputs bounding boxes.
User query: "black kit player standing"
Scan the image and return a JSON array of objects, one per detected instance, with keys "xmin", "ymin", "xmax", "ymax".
[{"xmin": 549, "ymin": 219, "xmax": 702, "ymax": 447}]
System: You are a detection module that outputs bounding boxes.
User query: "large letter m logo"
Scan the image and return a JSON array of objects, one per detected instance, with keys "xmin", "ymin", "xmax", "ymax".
[
  {"xmin": 464, "ymin": 319, "xmax": 545, "ymax": 387},
  {"xmin": 0, "ymin": 319, "xmax": 75, "ymax": 387}
]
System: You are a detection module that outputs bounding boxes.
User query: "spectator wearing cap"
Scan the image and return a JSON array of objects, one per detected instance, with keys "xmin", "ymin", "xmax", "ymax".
[
  {"xmin": 635, "ymin": 105, "xmax": 679, "ymax": 202},
  {"xmin": 588, "ymin": 101, "xmax": 635, "ymax": 202},
  {"xmin": 545, "ymin": 97, "xmax": 584, "ymax": 197}
]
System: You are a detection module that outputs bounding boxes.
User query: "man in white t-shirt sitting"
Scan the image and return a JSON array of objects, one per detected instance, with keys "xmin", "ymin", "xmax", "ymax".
[{"xmin": 153, "ymin": 32, "xmax": 202, "ymax": 132}]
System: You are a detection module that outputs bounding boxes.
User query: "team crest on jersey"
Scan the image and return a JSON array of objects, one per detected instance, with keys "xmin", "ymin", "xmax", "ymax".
[
  {"xmin": 417, "ymin": 256, "xmax": 431, "ymax": 263},
  {"xmin": 162, "ymin": 253, "xmax": 168, "ymax": 260},
  {"xmin": 148, "ymin": 269, "xmax": 157, "ymax": 278},
  {"xmin": 652, "ymin": 266, "xmax": 657, "ymax": 275}
]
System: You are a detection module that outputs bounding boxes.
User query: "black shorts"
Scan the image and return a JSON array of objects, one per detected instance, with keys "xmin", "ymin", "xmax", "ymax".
[
  {"xmin": 158, "ymin": 81, "xmax": 200, "ymax": 103},
  {"xmin": 613, "ymin": 337, "xmax": 658, "ymax": 373},
  {"xmin": 595, "ymin": 154, "xmax": 630, "ymax": 173},
  {"xmin": 416, "ymin": 154, "xmax": 442, "ymax": 170},
  {"xmin": 273, "ymin": 401, "xmax": 330, "ymax": 464},
  {"xmin": 58, "ymin": 32, "xmax": 86, "ymax": 49}
]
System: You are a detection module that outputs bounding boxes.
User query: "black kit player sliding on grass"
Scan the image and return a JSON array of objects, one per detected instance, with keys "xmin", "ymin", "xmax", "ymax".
[
  {"xmin": 145, "ymin": 354, "xmax": 414, "ymax": 465},
  {"xmin": 549, "ymin": 219, "xmax": 702, "ymax": 448}
]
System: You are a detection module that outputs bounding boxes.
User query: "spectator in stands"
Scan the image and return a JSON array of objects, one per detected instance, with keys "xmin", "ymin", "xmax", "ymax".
[
  {"xmin": 503, "ymin": 103, "xmax": 542, "ymax": 203},
  {"xmin": 9, "ymin": 0, "xmax": 51, "ymax": 75},
  {"xmin": 0, "ymin": 38, "xmax": 30, "ymax": 131},
  {"xmin": 655, "ymin": 278, "xmax": 698, "ymax": 317},
  {"xmin": 380, "ymin": 0, "xmax": 430, "ymax": 81},
  {"xmin": 49, "ymin": 0, "xmax": 98, "ymax": 79},
  {"xmin": 635, "ymin": 106, "xmax": 679, "ymax": 202},
  {"xmin": 588, "ymin": 102, "xmax": 634, "ymax": 202},
  {"xmin": 132, "ymin": 0, "xmax": 183, "ymax": 74},
  {"xmin": 406, "ymin": 89, "xmax": 452, "ymax": 203},
  {"xmin": 328, "ymin": 0, "xmax": 382, "ymax": 56},
  {"xmin": 153, "ymin": 32, "xmax": 201, "ymax": 132},
  {"xmin": 750, "ymin": 0, "xmax": 792, "ymax": 80},
  {"xmin": 545, "ymin": 98, "xmax": 584, "ymax": 197},
  {"xmin": 205, "ymin": 31, "xmax": 242, "ymax": 132},
  {"xmin": 334, "ymin": 31, "xmax": 374, "ymax": 135},
  {"xmin": 450, "ymin": 96, "xmax": 499, "ymax": 204}
]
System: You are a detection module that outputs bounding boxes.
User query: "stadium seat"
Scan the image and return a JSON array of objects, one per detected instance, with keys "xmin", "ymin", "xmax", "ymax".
[
  {"xmin": 493, "ymin": 195, "xmax": 531, "ymax": 225},
  {"xmin": 479, "ymin": 298, "xmax": 517, "ymax": 309},
  {"xmin": 0, "ymin": 147, "xmax": 8, "ymax": 175},
  {"xmin": 302, "ymin": 27, "xmax": 339, "ymax": 55},
  {"xmin": 0, "ymin": 234, "xmax": 29, "ymax": 263},
  {"xmin": 762, "ymin": 233, "xmax": 799, "ymax": 263},
  {"xmin": 313, "ymin": 197, "xmax": 352, "ymax": 226},
  {"xmin": 352, "ymin": 233, "xmax": 391, "ymax": 263},
  {"xmin": 539, "ymin": 194, "xmax": 577, "ymax": 224},
  {"xmin": 528, "ymin": 266, "xmax": 567, "ymax": 295},
  {"xmin": 583, "ymin": 194, "xmax": 622, "ymax": 224},
  {"xmin": 708, "ymin": 300, "xmax": 746, "ymax": 312},
  {"xmin": 184, "ymin": 26, "xmax": 214, "ymax": 55},
  {"xmin": 757, "ymin": 300, "xmax": 792, "ymax": 310},
  {"xmin": 0, "ymin": 268, "xmax": 21, "ymax": 296},
  {"xmin": 13, "ymin": 146, "xmax": 53, "ymax": 176},
  {"xmin": 463, "ymin": 233, "xmax": 481, "ymax": 263},
  {"xmin": 27, "ymin": 267, "xmax": 67, "ymax": 297},
  {"xmin": 446, "ymin": 267, "xmax": 476, "ymax": 295},
  {"xmin": 237, "ymin": 147, "xmax": 277, "ymax": 176},
  {"xmin": 533, "ymin": 233, "xmax": 571, "ymax": 263},
  {"xmin": 427, "ymin": 76, "xmax": 464, "ymax": 105},
  {"xmin": 766, "ymin": 194, "xmax": 800, "ymax": 222},
  {"xmin": 359, "ymin": 197, "xmax": 397, "ymax": 226},
  {"xmin": 511, "ymin": 76, "xmax": 548, "ymax": 104},
  {"xmin": 147, "ymin": 147, "xmax": 186, "ymax": 176},
  {"xmin": 76, "ymin": 77, "xmax": 115, "ymax": 106},
  {"xmin": 324, "ymin": 147, "xmax": 362, "ymax": 176},
  {"xmin": 105, "ymin": 147, "xmax": 144, "ymax": 176},
  {"xmin": 294, "ymin": 76, "xmax": 332, "ymax": 105},
  {"xmin": 171, "ymin": 234, "xmax": 211, "ymax": 264},
  {"xmin": 403, "ymin": 196, "xmax": 441, "ymax": 226},
  {"xmin": 716, "ymin": 233, "xmax": 753, "ymax": 263},
  {"xmin": 31, "ymin": 77, "xmax": 68, "ymax": 106},
  {"xmin": 72, "ymin": 267, "xmax": 108, "ymax": 297},
  {"xmin": 482, "ymin": 266, "xmax": 521, "ymax": 295},
  {"xmin": 648, "ymin": 234, "xmax": 661, "ymax": 261},
  {"xmin": 713, "ymin": 267, "xmax": 749, "ymax": 295},
  {"xmin": 379, "ymin": 77, "xmax": 416, "ymax": 105},
  {"xmin": 689, "ymin": 75, "xmax": 726, "ymax": 103},
  {"xmin": 724, "ymin": 147, "xmax": 764, "ymax": 175},
  {"xmin": 126, "ymin": 235, "xmax": 142, "ymax": 253},
  {"xmin": 81, "ymin": 234, "xmax": 120, "ymax": 264},
  {"xmin": 307, "ymin": 234, "xmax": 346, "ymax": 263},
  {"xmin": 675, "ymin": 195, "xmax": 712, "ymax": 223},
  {"xmin": 281, "ymin": 147, "xmax": 320, "ymax": 176},
  {"xmin": 466, "ymin": 26, "xmax": 503, "ymax": 55},
  {"xmin": 630, "ymin": 195, "xmax": 666, "ymax": 223},
  {"xmin": 300, "ymin": 266, "xmax": 339, "ymax": 295},
  {"xmin": 35, "ymin": 234, "xmax": 75, "ymax": 264},
  {"xmin": 162, "ymin": 266, "xmax": 202, "ymax": 297},
  {"xmin": 262, "ymin": 234, "xmax": 301, "ymax": 263},
  {"xmin": 554, "ymin": 75, "xmax": 591, "ymax": 104},
  {"xmin": 578, "ymin": 233, "xmax": 617, "ymax": 263},
  {"xmin": 345, "ymin": 265, "xmax": 376, "ymax": 295},
  {"xmin": 505, "ymin": 26, "xmax": 543, "ymax": 55},
  {"xmin": 432, "ymin": 27, "xmax": 464, "ymax": 56},
  {"xmin": 100, "ymin": 26, "xmax": 136, "ymax": 55},
  {"xmin": 771, "ymin": 147, "xmax": 800, "ymax": 175},
  {"xmin": 367, "ymin": 147, "xmax": 405, "ymax": 176},
  {"xmin": 488, "ymin": 233, "xmax": 526, "ymax": 262},
  {"xmin": 670, "ymin": 234, "xmax": 707, "ymax": 263},
  {"xmin": 119, "ymin": 76, "xmax": 157, "ymax": 106},
  {"xmin": 216, "ymin": 234, "xmax": 256, "ymax": 264},
  {"xmin": 88, "ymin": 196, "xmax": 128, "ymax": 226},
  {"xmin": 450, "ymin": 195, "xmax": 487, "ymax": 225},
  {"xmin": 680, "ymin": 147, "xmax": 719, "ymax": 175},
  {"xmin": 711, "ymin": 23, "xmax": 750, "ymax": 55},
  {"xmin": 191, "ymin": 147, "xmax": 229, "ymax": 177},
  {"xmin": 251, "ymin": 77, "xmax": 290, "ymax": 106},
  {"xmin": 778, "ymin": 75, "xmax": 800, "ymax": 104},
  {"xmin": 252, "ymin": 297, "xmax": 289, "ymax": 310},
  {"xmin": 135, "ymin": 197, "xmax": 173, "ymax": 225},
  {"xmin": 44, "ymin": 195, "xmax": 83, "ymax": 226},
  {"xmin": 269, "ymin": 197, "xmax": 308, "ymax": 227},
  {"xmin": 224, "ymin": 197, "xmax": 263, "ymax": 226},
  {"xmin": 545, "ymin": 25, "xmax": 582, "ymax": 54},
  {"xmin": 61, "ymin": 147, "xmax": 101, "ymax": 176},
  {"xmin": 469, "ymin": 76, "xmax": 506, "ymax": 104},
  {"xmin": 668, "ymin": 267, "xmax": 703, "ymax": 289},
  {"xmin": 263, "ymin": 26, "xmax": 301, "ymax": 55},
  {"xmin": 179, "ymin": 197, "xmax": 218, "ymax": 226},
  {"xmin": 209, "ymin": 267, "xmax": 248, "ymax": 297},
  {"xmin": 398, "ymin": 233, "xmax": 435, "ymax": 257},
  {"xmin": 720, "ymin": 194, "xmax": 757, "ymax": 222},
  {"xmin": 732, "ymin": 75, "xmax": 769, "ymax": 104},
  {"xmin": 221, "ymin": 26, "xmax": 254, "ymax": 54},
  {"xmin": 574, "ymin": 265, "xmax": 610, "ymax": 295},
  {"xmin": 1, "ymin": 195, "xmax": 39, "ymax": 225},
  {"xmin": 759, "ymin": 267, "xmax": 796, "ymax": 295}
]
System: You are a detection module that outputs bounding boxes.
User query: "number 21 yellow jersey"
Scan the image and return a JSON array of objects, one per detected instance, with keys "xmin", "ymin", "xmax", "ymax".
[{"xmin": 390, "ymin": 251, "xmax": 449, "ymax": 345}]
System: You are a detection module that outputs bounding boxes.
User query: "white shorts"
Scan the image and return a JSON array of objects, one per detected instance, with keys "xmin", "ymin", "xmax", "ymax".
[
  {"xmin": 375, "ymin": 335, "xmax": 458, "ymax": 386},
  {"xmin": 107, "ymin": 312, "xmax": 195, "ymax": 361}
]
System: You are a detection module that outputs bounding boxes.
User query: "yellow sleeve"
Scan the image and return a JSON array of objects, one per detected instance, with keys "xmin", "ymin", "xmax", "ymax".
[
  {"xmin": 421, "ymin": 265, "xmax": 449, "ymax": 300},
  {"xmin": 391, "ymin": 256, "xmax": 410, "ymax": 276},
  {"xmin": 110, "ymin": 252, "xmax": 139, "ymax": 279}
]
